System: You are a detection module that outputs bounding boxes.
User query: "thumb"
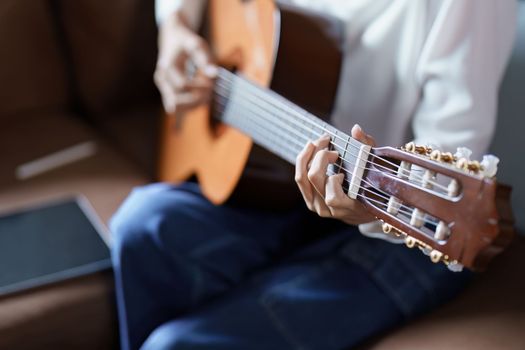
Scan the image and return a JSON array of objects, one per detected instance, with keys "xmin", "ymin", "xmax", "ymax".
[{"xmin": 351, "ymin": 124, "xmax": 376, "ymax": 147}]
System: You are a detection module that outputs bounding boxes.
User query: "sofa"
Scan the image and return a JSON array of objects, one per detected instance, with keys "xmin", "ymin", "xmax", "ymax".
[{"xmin": 0, "ymin": 1, "xmax": 523, "ymax": 349}]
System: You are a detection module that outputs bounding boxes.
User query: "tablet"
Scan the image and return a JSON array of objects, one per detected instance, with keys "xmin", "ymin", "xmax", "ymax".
[{"xmin": 0, "ymin": 197, "xmax": 111, "ymax": 297}]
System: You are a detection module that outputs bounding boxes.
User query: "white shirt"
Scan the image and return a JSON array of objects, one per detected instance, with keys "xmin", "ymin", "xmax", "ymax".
[{"xmin": 156, "ymin": 0, "xmax": 517, "ymax": 244}]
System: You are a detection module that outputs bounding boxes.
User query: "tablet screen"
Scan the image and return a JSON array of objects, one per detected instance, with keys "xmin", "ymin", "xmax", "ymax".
[{"xmin": 0, "ymin": 198, "xmax": 111, "ymax": 296}]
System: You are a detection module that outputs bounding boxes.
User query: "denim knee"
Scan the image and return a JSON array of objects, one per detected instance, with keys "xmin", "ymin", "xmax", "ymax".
[
  {"xmin": 109, "ymin": 183, "xmax": 211, "ymax": 266},
  {"xmin": 110, "ymin": 186, "xmax": 168, "ymax": 262}
]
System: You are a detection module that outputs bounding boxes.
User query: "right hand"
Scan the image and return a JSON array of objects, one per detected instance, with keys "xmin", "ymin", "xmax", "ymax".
[{"xmin": 154, "ymin": 11, "xmax": 218, "ymax": 115}]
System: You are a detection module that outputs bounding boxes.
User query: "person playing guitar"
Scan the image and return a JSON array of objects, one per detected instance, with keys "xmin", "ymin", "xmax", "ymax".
[{"xmin": 111, "ymin": 1, "xmax": 517, "ymax": 349}]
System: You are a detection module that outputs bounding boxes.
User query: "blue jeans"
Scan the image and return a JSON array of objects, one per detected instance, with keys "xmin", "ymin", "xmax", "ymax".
[{"xmin": 110, "ymin": 182, "xmax": 470, "ymax": 350}]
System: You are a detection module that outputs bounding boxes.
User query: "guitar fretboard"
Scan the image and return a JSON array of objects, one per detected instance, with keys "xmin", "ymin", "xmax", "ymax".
[{"xmin": 212, "ymin": 68, "xmax": 363, "ymax": 174}]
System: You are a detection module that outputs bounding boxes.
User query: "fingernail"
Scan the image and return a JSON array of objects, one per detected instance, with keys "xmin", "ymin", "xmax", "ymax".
[
  {"xmin": 204, "ymin": 65, "xmax": 218, "ymax": 77},
  {"xmin": 353, "ymin": 124, "xmax": 362, "ymax": 133}
]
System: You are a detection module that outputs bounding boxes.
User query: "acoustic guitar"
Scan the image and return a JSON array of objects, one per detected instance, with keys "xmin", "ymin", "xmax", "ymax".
[{"xmin": 158, "ymin": 0, "xmax": 514, "ymax": 271}]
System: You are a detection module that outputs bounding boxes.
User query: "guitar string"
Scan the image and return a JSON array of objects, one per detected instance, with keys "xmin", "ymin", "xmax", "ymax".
[
  {"xmin": 216, "ymin": 74, "xmax": 451, "ymax": 195},
  {"xmin": 326, "ymin": 168, "xmax": 438, "ymax": 228},
  {"xmin": 213, "ymin": 80, "xmax": 450, "ymax": 194},
  {"xmin": 212, "ymin": 98, "xmax": 440, "ymax": 228},
  {"xmin": 217, "ymin": 69, "xmax": 427, "ymax": 181},
  {"xmin": 212, "ymin": 91, "xmax": 444, "ymax": 226},
  {"xmin": 214, "ymin": 82, "xmax": 431, "ymax": 188},
  {"xmin": 212, "ymin": 96, "xmax": 438, "ymax": 223},
  {"xmin": 227, "ymin": 99, "xmax": 439, "ymax": 229},
  {"xmin": 215, "ymin": 70, "xmax": 452, "ymax": 193},
  {"xmin": 217, "ymin": 69, "xmax": 444, "ymax": 185}
]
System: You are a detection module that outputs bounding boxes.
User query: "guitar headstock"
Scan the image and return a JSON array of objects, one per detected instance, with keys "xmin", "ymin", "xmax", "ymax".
[{"xmin": 361, "ymin": 143, "xmax": 515, "ymax": 271}]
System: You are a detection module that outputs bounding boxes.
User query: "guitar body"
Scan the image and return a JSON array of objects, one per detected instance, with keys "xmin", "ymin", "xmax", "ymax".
[{"xmin": 158, "ymin": 0, "xmax": 343, "ymax": 205}]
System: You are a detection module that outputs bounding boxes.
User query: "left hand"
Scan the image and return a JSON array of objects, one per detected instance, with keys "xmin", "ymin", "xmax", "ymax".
[{"xmin": 294, "ymin": 124, "xmax": 377, "ymax": 225}]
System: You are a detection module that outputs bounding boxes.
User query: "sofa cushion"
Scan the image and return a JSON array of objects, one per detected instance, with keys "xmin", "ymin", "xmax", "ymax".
[
  {"xmin": 56, "ymin": 0, "xmax": 158, "ymax": 116},
  {"xmin": 0, "ymin": 113, "xmax": 147, "ymax": 226},
  {"xmin": 0, "ymin": 0, "xmax": 68, "ymax": 120},
  {"xmin": 0, "ymin": 272, "xmax": 117, "ymax": 350},
  {"xmin": 361, "ymin": 237, "xmax": 525, "ymax": 350},
  {"xmin": 54, "ymin": 0, "xmax": 161, "ymax": 175}
]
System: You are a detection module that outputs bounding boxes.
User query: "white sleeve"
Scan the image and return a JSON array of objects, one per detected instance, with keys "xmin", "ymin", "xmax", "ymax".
[
  {"xmin": 155, "ymin": 0, "xmax": 207, "ymax": 29},
  {"xmin": 411, "ymin": 0, "xmax": 517, "ymax": 160},
  {"xmin": 358, "ymin": 0, "xmax": 517, "ymax": 241}
]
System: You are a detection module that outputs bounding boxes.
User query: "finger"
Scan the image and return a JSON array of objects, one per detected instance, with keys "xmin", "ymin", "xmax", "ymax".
[
  {"xmin": 325, "ymin": 174, "xmax": 352, "ymax": 209},
  {"xmin": 186, "ymin": 38, "xmax": 218, "ymax": 78},
  {"xmin": 312, "ymin": 196, "xmax": 332, "ymax": 218},
  {"xmin": 311, "ymin": 134, "xmax": 331, "ymax": 152},
  {"xmin": 351, "ymin": 124, "xmax": 376, "ymax": 147},
  {"xmin": 307, "ymin": 150, "xmax": 339, "ymax": 197},
  {"xmin": 295, "ymin": 142, "xmax": 316, "ymax": 209},
  {"xmin": 154, "ymin": 70, "xmax": 177, "ymax": 113},
  {"xmin": 172, "ymin": 53, "xmax": 191, "ymax": 89},
  {"xmin": 325, "ymin": 173, "xmax": 376, "ymax": 224}
]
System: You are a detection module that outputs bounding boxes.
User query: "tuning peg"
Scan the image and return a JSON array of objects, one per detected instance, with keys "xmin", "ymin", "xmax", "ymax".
[
  {"xmin": 456, "ymin": 159, "xmax": 482, "ymax": 173},
  {"xmin": 430, "ymin": 250, "xmax": 443, "ymax": 263},
  {"xmin": 466, "ymin": 160, "xmax": 482, "ymax": 172},
  {"xmin": 480, "ymin": 154, "xmax": 499, "ymax": 177},
  {"xmin": 455, "ymin": 147, "xmax": 472, "ymax": 161},
  {"xmin": 441, "ymin": 152, "xmax": 454, "ymax": 163},
  {"xmin": 430, "ymin": 149, "xmax": 441, "ymax": 161},
  {"xmin": 405, "ymin": 236, "xmax": 417, "ymax": 248},
  {"xmin": 404, "ymin": 142, "xmax": 416, "ymax": 152},
  {"xmin": 454, "ymin": 147, "xmax": 472, "ymax": 171},
  {"xmin": 403, "ymin": 142, "xmax": 432, "ymax": 155}
]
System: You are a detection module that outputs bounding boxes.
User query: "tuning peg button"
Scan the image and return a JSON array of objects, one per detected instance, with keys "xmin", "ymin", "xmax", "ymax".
[
  {"xmin": 455, "ymin": 147, "xmax": 472, "ymax": 161},
  {"xmin": 404, "ymin": 142, "xmax": 416, "ymax": 152},
  {"xmin": 480, "ymin": 155, "xmax": 499, "ymax": 177}
]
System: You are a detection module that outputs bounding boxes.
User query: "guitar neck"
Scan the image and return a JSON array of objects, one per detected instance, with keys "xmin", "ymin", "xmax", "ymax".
[{"xmin": 213, "ymin": 68, "xmax": 363, "ymax": 167}]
